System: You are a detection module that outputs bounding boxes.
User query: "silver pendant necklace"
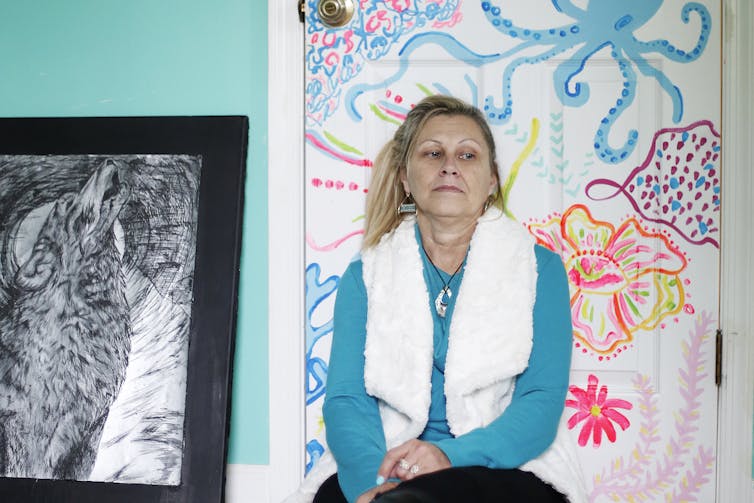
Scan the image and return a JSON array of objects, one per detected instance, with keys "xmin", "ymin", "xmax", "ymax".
[{"xmin": 422, "ymin": 245, "xmax": 466, "ymax": 318}]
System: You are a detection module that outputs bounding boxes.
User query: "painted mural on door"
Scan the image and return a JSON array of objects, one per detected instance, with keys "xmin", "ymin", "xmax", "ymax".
[{"xmin": 303, "ymin": 1, "xmax": 721, "ymax": 500}]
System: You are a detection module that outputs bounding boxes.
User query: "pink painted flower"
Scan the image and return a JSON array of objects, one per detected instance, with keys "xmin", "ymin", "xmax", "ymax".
[
  {"xmin": 566, "ymin": 374, "xmax": 633, "ymax": 447},
  {"xmin": 527, "ymin": 204, "xmax": 687, "ymax": 356}
]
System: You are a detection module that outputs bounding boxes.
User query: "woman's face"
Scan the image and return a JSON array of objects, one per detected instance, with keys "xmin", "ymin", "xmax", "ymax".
[{"xmin": 401, "ymin": 114, "xmax": 497, "ymax": 222}]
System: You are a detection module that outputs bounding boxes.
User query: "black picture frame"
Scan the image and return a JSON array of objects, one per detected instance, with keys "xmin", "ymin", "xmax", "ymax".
[{"xmin": 0, "ymin": 116, "xmax": 248, "ymax": 502}]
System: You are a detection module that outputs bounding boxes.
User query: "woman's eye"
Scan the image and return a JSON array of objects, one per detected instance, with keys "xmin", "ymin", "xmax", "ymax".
[
  {"xmin": 459, "ymin": 152, "xmax": 475, "ymax": 160},
  {"xmin": 425, "ymin": 150, "xmax": 441, "ymax": 159}
]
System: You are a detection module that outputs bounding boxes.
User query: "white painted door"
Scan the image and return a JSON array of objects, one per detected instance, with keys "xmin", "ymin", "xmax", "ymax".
[{"xmin": 302, "ymin": 1, "xmax": 721, "ymax": 500}]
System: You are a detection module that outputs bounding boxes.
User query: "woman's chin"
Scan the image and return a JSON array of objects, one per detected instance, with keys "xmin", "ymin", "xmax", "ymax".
[{"xmin": 418, "ymin": 206, "xmax": 484, "ymax": 222}]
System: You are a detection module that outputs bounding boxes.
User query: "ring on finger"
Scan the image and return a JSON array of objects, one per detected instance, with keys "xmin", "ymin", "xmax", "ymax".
[
  {"xmin": 398, "ymin": 458, "xmax": 410, "ymax": 471},
  {"xmin": 410, "ymin": 464, "xmax": 420, "ymax": 475}
]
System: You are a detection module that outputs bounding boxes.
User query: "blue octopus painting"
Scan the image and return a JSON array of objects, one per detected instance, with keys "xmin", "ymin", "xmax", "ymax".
[
  {"xmin": 346, "ymin": 0, "xmax": 711, "ymax": 164},
  {"xmin": 483, "ymin": 0, "xmax": 711, "ymax": 163}
]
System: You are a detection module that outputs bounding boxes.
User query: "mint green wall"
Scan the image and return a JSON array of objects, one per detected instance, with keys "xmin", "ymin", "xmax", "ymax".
[{"xmin": 0, "ymin": 1, "xmax": 269, "ymax": 464}]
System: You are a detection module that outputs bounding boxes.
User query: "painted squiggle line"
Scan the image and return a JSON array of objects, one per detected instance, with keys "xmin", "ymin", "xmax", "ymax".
[
  {"xmin": 369, "ymin": 103, "xmax": 403, "ymax": 125},
  {"xmin": 307, "ymin": 229, "xmax": 365, "ymax": 252},
  {"xmin": 502, "ymin": 117, "xmax": 539, "ymax": 219},
  {"xmin": 375, "ymin": 100, "xmax": 410, "ymax": 121},
  {"xmin": 306, "ymin": 130, "xmax": 374, "ymax": 167},
  {"xmin": 589, "ymin": 311, "xmax": 715, "ymax": 501},
  {"xmin": 432, "ymin": 9, "xmax": 463, "ymax": 28},
  {"xmin": 416, "ymin": 83, "xmax": 434, "ymax": 96},
  {"xmin": 324, "ymin": 130, "xmax": 366, "ymax": 156}
]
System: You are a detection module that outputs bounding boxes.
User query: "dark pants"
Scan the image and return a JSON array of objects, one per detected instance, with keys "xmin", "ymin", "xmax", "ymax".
[{"xmin": 313, "ymin": 467, "xmax": 568, "ymax": 503}]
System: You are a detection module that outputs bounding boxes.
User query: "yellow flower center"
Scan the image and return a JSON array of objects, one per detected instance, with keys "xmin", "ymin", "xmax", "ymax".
[{"xmin": 590, "ymin": 404, "xmax": 602, "ymax": 417}]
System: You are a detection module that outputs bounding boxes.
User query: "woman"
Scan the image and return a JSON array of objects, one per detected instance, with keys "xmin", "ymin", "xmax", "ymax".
[{"xmin": 287, "ymin": 95, "xmax": 586, "ymax": 503}]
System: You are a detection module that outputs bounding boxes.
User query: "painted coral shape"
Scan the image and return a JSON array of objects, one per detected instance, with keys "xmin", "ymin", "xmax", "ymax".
[
  {"xmin": 566, "ymin": 374, "xmax": 633, "ymax": 448},
  {"xmin": 305, "ymin": 262, "xmax": 340, "ymax": 405},
  {"xmin": 527, "ymin": 204, "xmax": 688, "ymax": 357},
  {"xmin": 588, "ymin": 311, "xmax": 716, "ymax": 502}
]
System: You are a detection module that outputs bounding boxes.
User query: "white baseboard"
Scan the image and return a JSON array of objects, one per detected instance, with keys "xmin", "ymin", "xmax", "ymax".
[{"xmin": 226, "ymin": 464, "xmax": 271, "ymax": 503}]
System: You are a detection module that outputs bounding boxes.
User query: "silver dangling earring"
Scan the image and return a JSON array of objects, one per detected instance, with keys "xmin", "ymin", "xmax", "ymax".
[{"xmin": 398, "ymin": 193, "xmax": 416, "ymax": 215}]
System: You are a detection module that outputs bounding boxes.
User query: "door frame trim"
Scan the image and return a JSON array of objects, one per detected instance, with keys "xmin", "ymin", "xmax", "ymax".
[
  {"xmin": 717, "ymin": 0, "xmax": 754, "ymax": 500},
  {"xmin": 266, "ymin": 1, "xmax": 306, "ymax": 501}
]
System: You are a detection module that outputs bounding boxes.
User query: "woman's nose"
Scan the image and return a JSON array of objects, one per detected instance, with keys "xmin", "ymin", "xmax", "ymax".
[{"xmin": 440, "ymin": 157, "xmax": 458, "ymax": 175}]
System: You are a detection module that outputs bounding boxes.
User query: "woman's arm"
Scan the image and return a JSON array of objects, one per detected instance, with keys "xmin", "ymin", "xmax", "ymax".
[
  {"xmin": 431, "ymin": 246, "xmax": 573, "ymax": 467},
  {"xmin": 323, "ymin": 259, "xmax": 388, "ymax": 502}
]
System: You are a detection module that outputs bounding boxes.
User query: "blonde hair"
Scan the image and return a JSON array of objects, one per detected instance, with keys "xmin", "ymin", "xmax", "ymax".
[{"xmin": 362, "ymin": 95, "xmax": 503, "ymax": 248}]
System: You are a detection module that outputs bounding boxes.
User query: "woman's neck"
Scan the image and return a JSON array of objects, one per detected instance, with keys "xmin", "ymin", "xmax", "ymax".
[{"xmin": 416, "ymin": 213, "xmax": 476, "ymax": 273}]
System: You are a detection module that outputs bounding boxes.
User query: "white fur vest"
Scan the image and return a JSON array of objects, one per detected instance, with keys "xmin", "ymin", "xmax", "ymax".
[{"xmin": 285, "ymin": 210, "xmax": 586, "ymax": 503}]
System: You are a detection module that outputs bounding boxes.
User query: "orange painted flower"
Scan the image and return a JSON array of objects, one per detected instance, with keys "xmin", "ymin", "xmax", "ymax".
[
  {"xmin": 528, "ymin": 204, "xmax": 687, "ymax": 355},
  {"xmin": 566, "ymin": 374, "xmax": 633, "ymax": 447}
]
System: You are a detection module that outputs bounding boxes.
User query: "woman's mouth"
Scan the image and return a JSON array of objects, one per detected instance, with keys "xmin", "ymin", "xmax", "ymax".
[{"xmin": 434, "ymin": 185, "xmax": 463, "ymax": 192}]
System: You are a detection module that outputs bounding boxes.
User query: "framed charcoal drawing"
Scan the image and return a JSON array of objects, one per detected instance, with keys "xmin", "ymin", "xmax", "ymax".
[{"xmin": 0, "ymin": 116, "xmax": 248, "ymax": 502}]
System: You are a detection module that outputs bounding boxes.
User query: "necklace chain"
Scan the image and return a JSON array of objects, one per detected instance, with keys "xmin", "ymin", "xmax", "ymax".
[{"xmin": 422, "ymin": 244, "xmax": 465, "ymax": 318}]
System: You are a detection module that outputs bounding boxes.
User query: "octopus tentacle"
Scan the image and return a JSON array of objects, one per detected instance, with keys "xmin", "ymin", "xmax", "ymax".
[
  {"xmin": 594, "ymin": 48, "xmax": 639, "ymax": 163},
  {"xmin": 482, "ymin": 1, "xmax": 578, "ymax": 43},
  {"xmin": 625, "ymin": 47, "xmax": 684, "ymax": 123},
  {"xmin": 553, "ymin": 42, "xmax": 615, "ymax": 107},
  {"xmin": 483, "ymin": 44, "xmax": 576, "ymax": 123},
  {"xmin": 631, "ymin": 2, "xmax": 711, "ymax": 63}
]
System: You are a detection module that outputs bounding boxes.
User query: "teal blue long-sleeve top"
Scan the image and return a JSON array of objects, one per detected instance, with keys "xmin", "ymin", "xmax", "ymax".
[{"xmin": 323, "ymin": 226, "xmax": 573, "ymax": 503}]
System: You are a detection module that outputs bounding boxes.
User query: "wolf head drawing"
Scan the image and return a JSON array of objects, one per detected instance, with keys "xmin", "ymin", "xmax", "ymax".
[{"xmin": 0, "ymin": 158, "xmax": 132, "ymax": 480}]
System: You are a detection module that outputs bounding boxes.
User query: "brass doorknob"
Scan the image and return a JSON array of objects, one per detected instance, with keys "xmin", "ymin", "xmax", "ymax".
[{"xmin": 317, "ymin": 0, "xmax": 354, "ymax": 28}]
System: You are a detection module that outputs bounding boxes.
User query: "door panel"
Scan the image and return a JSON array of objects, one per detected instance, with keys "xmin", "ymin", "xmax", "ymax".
[{"xmin": 304, "ymin": 1, "xmax": 721, "ymax": 500}]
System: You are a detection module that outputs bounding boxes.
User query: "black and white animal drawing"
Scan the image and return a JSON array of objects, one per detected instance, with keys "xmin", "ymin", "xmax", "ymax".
[
  {"xmin": 0, "ymin": 159, "xmax": 131, "ymax": 479},
  {"xmin": 0, "ymin": 154, "xmax": 199, "ymax": 486}
]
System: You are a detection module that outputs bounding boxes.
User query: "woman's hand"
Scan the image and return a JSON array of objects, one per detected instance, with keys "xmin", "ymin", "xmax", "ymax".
[
  {"xmin": 377, "ymin": 439, "xmax": 451, "ymax": 482},
  {"xmin": 356, "ymin": 481, "xmax": 399, "ymax": 503}
]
